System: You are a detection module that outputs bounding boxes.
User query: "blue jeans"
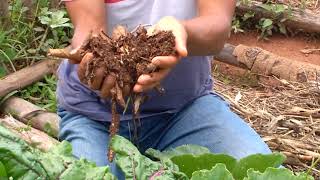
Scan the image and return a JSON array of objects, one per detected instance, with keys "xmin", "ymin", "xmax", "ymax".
[{"xmin": 58, "ymin": 94, "xmax": 271, "ymax": 177}]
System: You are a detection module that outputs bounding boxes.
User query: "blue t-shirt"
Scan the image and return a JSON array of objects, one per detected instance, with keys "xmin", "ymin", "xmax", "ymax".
[{"xmin": 57, "ymin": 0, "xmax": 213, "ymax": 121}]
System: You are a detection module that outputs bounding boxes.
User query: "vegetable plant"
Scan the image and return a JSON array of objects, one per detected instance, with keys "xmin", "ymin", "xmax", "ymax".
[{"xmin": 0, "ymin": 125, "xmax": 314, "ymax": 180}]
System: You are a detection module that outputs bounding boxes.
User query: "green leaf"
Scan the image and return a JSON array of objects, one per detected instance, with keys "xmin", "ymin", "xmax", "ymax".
[
  {"xmin": 191, "ymin": 164, "xmax": 234, "ymax": 180},
  {"xmin": 242, "ymin": 12, "xmax": 255, "ymax": 21},
  {"xmin": 244, "ymin": 168, "xmax": 314, "ymax": 180},
  {"xmin": 85, "ymin": 166, "xmax": 116, "ymax": 180},
  {"xmin": 258, "ymin": 4, "xmax": 273, "ymax": 11},
  {"xmin": 274, "ymin": 4, "xmax": 286, "ymax": 14},
  {"xmin": 232, "ymin": 153, "xmax": 285, "ymax": 180},
  {"xmin": 0, "ymin": 125, "xmax": 49, "ymax": 179},
  {"xmin": 278, "ymin": 23, "xmax": 287, "ymax": 35},
  {"xmin": 171, "ymin": 154, "xmax": 237, "ymax": 178},
  {"xmin": 0, "ymin": 48, "xmax": 17, "ymax": 62},
  {"xmin": 0, "ymin": 67, "xmax": 6, "ymax": 78},
  {"xmin": 51, "ymin": 11, "xmax": 65, "ymax": 21},
  {"xmin": 39, "ymin": 16, "xmax": 51, "ymax": 25},
  {"xmin": 0, "ymin": 125, "xmax": 115, "ymax": 179},
  {"xmin": 146, "ymin": 144, "xmax": 210, "ymax": 160},
  {"xmin": 111, "ymin": 135, "xmax": 188, "ymax": 180},
  {"xmin": 0, "ymin": 161, "xmax": 7, "ymax": 178},
  {"xmin": 262, "ymin": 19, "xmax": 273, "ymax": 29}
]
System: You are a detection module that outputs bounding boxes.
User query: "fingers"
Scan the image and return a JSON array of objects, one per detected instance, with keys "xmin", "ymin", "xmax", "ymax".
[
  {"xmin": 134, "ymin": 68, "xmax": 170, "ymax": 93},
  {"xmin": 77, "ymin": 53, "xmax": 94, "ymax": 83},
  {"xmin": 88, "ymin": 67, "xmax": 105, "ymax": 90},
  {"xmin": 123, "ymin": 84, "xmax": 131, "ymax": 97},
  {"xmin": 174, "ymin": 33, "xmax": 188, "ymax": 57},
  {"xmin": 100, "ymin": 74, "xmax": 116, "ymax": 98}
]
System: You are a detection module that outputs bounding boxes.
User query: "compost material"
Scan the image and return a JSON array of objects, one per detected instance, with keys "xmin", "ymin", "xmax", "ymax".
[{"xmin": 49, "ymin": 26, "xmax": 177, "ymax": 161}]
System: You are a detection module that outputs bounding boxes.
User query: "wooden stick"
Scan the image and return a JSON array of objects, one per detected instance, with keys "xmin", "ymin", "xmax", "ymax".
[
  {"xmin": 236, "ymin": 1, "xmax": 320, "ymax": 33},
  {"xmin": 215, "ymin": 44, "xmax": 320, "ymax": 82},
  {"xmin": 0, "ymin": 97, "xmax": 59, "ymax": 138},
  {"xmin": 0, "ymin": 116, "xmax": 58, "ymax": 152},
  {"xmin": 47, "ymin": 47, "xmax": 81, "ymax": 61},
  {"xmin": 0, "ymin": 59, "xmax": 60, "ymax": 98}
]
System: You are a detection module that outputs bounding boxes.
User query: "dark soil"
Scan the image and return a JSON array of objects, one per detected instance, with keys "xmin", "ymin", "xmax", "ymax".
[{"xmin": 79, "ymin": 26, "xmax": 177, "ymax": 161}]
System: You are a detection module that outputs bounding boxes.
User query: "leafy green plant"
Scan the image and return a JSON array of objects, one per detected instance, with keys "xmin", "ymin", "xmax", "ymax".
[
  {"xmin": 18, "ymin": 75, "xmax": 57, "ymax": 112},
  {"xmin": 0, "ymin": 125, "xmax": 116, "ymax": 180},
  {"xmin": 231, "ymin": 12, "xmax": 255, "ymax": 34},
  {"xmin": 232, "ymin": 17, "xmax": 245, "ymax": 33},
  {"xmin": 0, "ymin": 0, "xmax": 71, "ymax": 109},
  {"xmin": 0, "ymin": 125, "xmax": 315, "ymax": 180},
  {"xmin": 256, "ymin": 18, "xmax": 274, "ymax": 40},
  {"xmin": 255, "ymin": 3, "xmax": 292, "ymax": 40}
]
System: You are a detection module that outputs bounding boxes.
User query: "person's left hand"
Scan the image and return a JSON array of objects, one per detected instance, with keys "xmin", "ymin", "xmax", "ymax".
[{"xmin": 133, "ymin": 16, "xmax": 188, "ymax": 93}]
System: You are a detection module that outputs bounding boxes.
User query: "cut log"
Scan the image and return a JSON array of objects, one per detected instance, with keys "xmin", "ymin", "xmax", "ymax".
[
  {"xmin": 0, "ymin": 59, "xmax": 61, "ymax": 98},
  {"xmin": 236, "ymin": 1, "xmax": 320, "ymax": 33},
  {"xmin": 0, "ymin": 116, "xmax": 58, "ymax": 152},
  {"xmin": 215, "ymin": 43, "xmax": 320, "ymax": 82},
  {"xmin": 0, "ymin": 97, "xmax": 59, "ymax": 138}
]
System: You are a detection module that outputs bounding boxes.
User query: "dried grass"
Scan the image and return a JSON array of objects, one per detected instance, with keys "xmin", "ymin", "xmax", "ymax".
[
  {"xmin": 257, "ymin": 0, "xmax": 320, "ymax": 13},
  {"xmin": 212, "ymin": 62, "xmax": 320, "ymax": 178}
]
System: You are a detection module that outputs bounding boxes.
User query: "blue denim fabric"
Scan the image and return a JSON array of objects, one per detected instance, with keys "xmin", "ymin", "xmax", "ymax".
[{"xmin": 58, "ymin": 93, "xmax": 271, "ymax": 178}]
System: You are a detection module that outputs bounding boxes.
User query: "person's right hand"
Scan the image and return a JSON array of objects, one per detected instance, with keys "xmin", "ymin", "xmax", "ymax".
[{"xmin": 68, "ymin": 26, "xmax": 129, "ymax": 99}]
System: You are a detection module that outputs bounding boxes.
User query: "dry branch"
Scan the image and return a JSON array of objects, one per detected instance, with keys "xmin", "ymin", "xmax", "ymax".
[
  {"xmin": 0, "ymin": 59, "xmax": 60, "ymax": 97},
  {"xmin": 215, "ymin": 43, "xmax": 320, "ymax": 82},
  {"xmin": 0, "ymin": 97, "xmax": 60, "ymax": 138},
  {"xmin": 0, "ymin": 116, "xmax": 58, "ymax": 152},
  {"xmin": 236, "ymin": 1, "xmax": 320, "ymax": 33}
]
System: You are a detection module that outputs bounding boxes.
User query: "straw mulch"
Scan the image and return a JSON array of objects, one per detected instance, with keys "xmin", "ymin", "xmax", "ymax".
[
  {"xmin": 212, "ymin": 62, "xmax": 320, "ymax": 178},
  {"xmin": 257, "ymin": 0, "xmax": 320, "ymax": 13}
]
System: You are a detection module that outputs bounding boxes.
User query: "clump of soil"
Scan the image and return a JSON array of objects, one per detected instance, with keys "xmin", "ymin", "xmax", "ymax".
[
  {"xmin": 50, "ymin": 26, "xmax": 177, "ymax": 161},
  {"xmin": 80, "ymin": 27, "xmax": 176, "ymax": 105}
]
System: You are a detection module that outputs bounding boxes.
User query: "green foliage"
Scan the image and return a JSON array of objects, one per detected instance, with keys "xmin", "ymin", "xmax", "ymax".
[
  {"xmin": 146, "ymin": 144, "xmax": 211, "ymax": 160},
  {"xmin": 0, "ymin": 125, "xmax": 315, "ymax": 180},
  {"xmin": 190, "ymin": 164, "xmax": 234, "ymax": 180},
  {"xmin": 234, "ymin": 0, "xmax": 293, "ymax": 40},
  {"xmin": 110, "ymin": 135, "xmax": 188, "ymax": 180},
  {"xmin": 231, "ymin": 17, "xmax": 245, "ymax": 34},
  {"xmin": 149, "ymin": 146, "xmax": 286, "ymax": 179},
  {"xmin": 171, "ymin": 154, "xmax": 237, "ymax": 178},
  {"xmin": 255, "ymin": 3, "xmax": 292, "ymax": 40},
  {"xmin": 0, "ymin": 161, "xmax": 7, "ymax": 178},
  {"xmin": 231, "ymin": 10, "xmax": 256, "ymax": 34},
  {"xmin": 39, "ymin": 7, "xmax": 73, "ymax": 29},
  {"xmin": 244, "ymin": 168, "xmax": 314, "ymax": 180},
  {"xmin": 0, "ymin": 125, "xmax": 116, "ymax": 180},
  {"xmin": 231, "ymin": 153, "xmax": 285, "ymax": 180},
  {"xmin": 0, "ymin": 0, "xmax": 71, "ymax": 110},
  {"xmin": 18, "ymin": 75, "xmax": 57, "ymax": 112}
]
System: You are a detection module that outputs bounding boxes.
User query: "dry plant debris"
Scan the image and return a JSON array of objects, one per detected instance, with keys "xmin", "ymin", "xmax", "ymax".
[{"xmin": 213, "ymin": 64, "xmax": 320, "ymax": 178}]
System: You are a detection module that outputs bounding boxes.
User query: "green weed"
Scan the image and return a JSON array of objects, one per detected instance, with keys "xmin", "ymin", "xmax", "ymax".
[
  {"xmin": 0, "ymin": 0, "xmax": 72, "ymax": 110},
  {"xmin": 18, "ymin": 75, "xmax": 57, "ymax": 112}
]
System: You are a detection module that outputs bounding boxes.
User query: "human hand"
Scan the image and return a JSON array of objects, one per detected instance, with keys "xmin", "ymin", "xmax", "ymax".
[
  {"xmin": 133, "ymin": 16, "xmax": 188, "ymax": 93},
  {"xmin": 76, "ymin": 26, "xmax": 129, "ymax": 98},
  {"xmin": 48, "ymin": 26, "xmax": 128, "ymax": 98}
]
